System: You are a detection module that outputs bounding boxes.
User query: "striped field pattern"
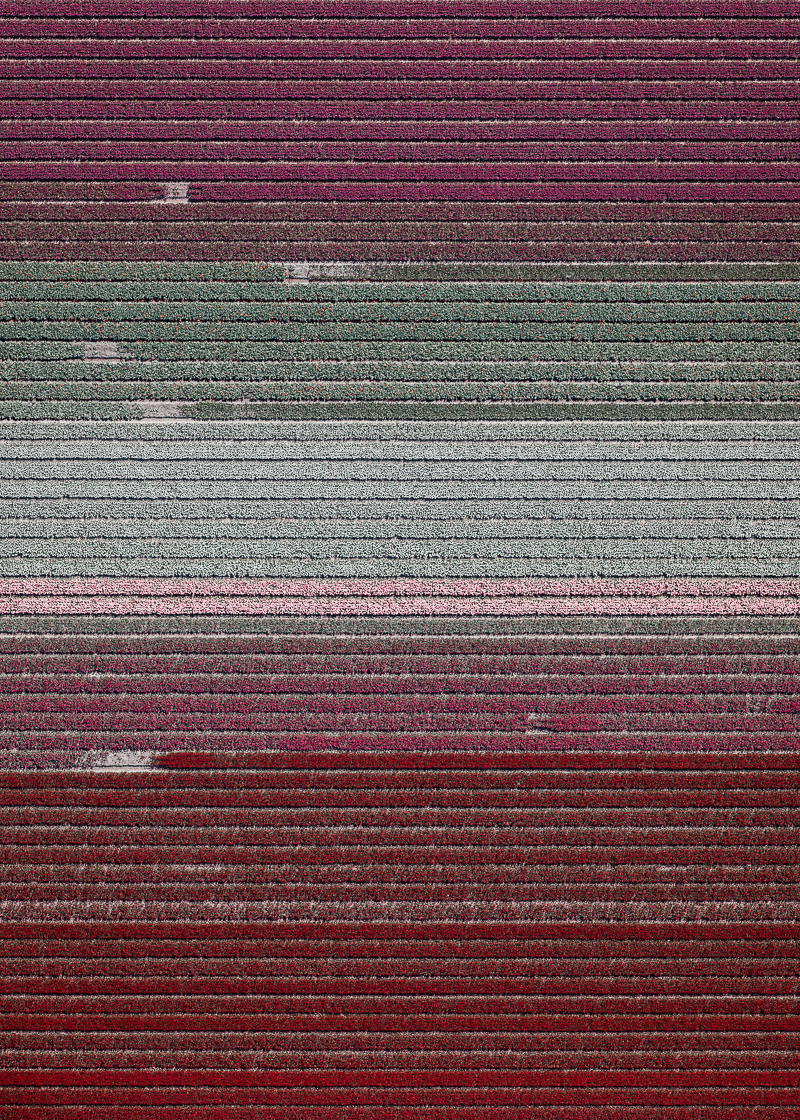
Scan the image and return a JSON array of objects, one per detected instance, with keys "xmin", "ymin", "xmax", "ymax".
[
  {"xmin": 3, "ymin": 3, "xmax": 800, "ymax": 1118},
  {"xmin": 3, "ymin": 265, "xmax": 800, "ymax": 421}
]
